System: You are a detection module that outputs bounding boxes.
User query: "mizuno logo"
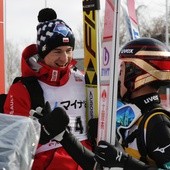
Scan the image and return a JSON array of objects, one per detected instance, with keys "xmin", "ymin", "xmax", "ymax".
[
  {"xmin": 116, "ymin": 151, "xmax": 122, "ymax": 162},
  {"xmin": 153, "ymin": 144, "xmax": 170, "ymax": 153}
]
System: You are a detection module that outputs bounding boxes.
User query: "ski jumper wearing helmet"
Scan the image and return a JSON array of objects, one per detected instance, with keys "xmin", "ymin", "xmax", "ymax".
[
  {"xmin": 118, "ymin": 37, "xmax": 170, "ymax": 169},
  {"xmin": 4, "ymin": 8, "xmax": 92, "ymax": 170}
]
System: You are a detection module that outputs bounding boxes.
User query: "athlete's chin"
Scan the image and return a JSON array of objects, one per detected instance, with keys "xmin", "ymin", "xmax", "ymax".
[{"xmin": 52, "ymin": 65, "xmax": 67, "ymax": 69}]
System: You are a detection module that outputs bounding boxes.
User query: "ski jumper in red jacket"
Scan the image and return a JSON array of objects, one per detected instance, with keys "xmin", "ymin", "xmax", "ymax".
[{"xmin": 4, "ymin": 8, "xmax": 92, "ymax": 170}]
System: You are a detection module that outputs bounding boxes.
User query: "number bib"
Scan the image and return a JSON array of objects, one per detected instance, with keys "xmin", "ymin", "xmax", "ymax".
[{"xmin": 36, "ymin": 70, "xmax": 87, "ymax": 154}]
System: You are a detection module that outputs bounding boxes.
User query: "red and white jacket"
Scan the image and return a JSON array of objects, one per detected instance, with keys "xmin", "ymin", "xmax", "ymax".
[{"xmin": 4, "ymin": 44, "xmax": 92, "ymax": 170}]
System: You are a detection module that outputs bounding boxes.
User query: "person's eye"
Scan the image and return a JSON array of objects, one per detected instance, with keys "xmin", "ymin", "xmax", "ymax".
[
  {"xmin": 66, "ymin": 49, "xmax": 72, "ymax": 53},
  {"xmin": 54, "ymin": 50, "xmax": 61, "ymax": 54}
]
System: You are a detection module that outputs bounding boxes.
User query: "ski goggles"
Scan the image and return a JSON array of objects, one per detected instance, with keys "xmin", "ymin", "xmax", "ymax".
[{"xmin": 116, "ymin": 104, "xmax": 141, "ymax": 129}]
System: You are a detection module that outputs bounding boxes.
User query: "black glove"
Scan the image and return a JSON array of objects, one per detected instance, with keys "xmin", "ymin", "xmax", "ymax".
[
  {"xmin": 30, "ymin": 102, "xmax": 70, "ymax": 144},
  {"xmin": 95, "ymin": 140, "xmax": 155, "ymax": 170},
  {"xmin": 87, "ymin": 118, "xmax": 98, "ymax": 151},
  {"xmin": 94, "ymin": 140, "xmax": 127, "ymax": 168}
]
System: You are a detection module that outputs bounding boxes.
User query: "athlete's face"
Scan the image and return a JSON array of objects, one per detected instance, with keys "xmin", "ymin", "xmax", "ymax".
[
  {"xmin": 44, "ymin": 46, "xmax": 73, "ymax": 68},
  {"xmin": 119, "ymin": 61, "xmax": 128, "ymax": 99}
]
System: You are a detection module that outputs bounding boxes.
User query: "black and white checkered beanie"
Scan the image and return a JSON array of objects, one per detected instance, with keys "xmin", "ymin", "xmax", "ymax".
[{"xmin": 37, "ymin": 8, "xmax": 75, "ymax": 58}]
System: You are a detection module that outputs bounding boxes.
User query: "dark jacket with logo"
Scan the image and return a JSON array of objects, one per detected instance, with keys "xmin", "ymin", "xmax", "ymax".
[{"xmin": 125, "ymin": 92, "xmax": 170, "ymax": 169}]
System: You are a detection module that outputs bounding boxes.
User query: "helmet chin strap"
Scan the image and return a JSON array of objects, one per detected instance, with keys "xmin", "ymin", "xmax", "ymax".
[{"xmin": 121, "ymin": 91, "xmax": 132, "ymax": 103}]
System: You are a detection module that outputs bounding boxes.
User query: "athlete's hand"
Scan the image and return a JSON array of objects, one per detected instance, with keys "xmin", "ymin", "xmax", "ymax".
[
  {"xmin": 29, "ymin": 102, "xmax": 69, "ymax": 144},
  {"xmin": 94, "ymin": 140, "xmax": 128, "ymax": 168}
]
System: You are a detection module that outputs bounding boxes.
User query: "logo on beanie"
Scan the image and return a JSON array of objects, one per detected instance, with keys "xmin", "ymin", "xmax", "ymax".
[
  {"xmin": 53, "ymin": 24, "xmax": 70, "ymax": 37},
  {"xmin": 63, "ymin": 37, "xmax": 69, "ymax": 43}
]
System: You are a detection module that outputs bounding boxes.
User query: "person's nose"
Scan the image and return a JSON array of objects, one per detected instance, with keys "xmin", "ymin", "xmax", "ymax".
[{"xmin": 59, "ymin": 52, "xmax": 68, "ymax": 62}]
